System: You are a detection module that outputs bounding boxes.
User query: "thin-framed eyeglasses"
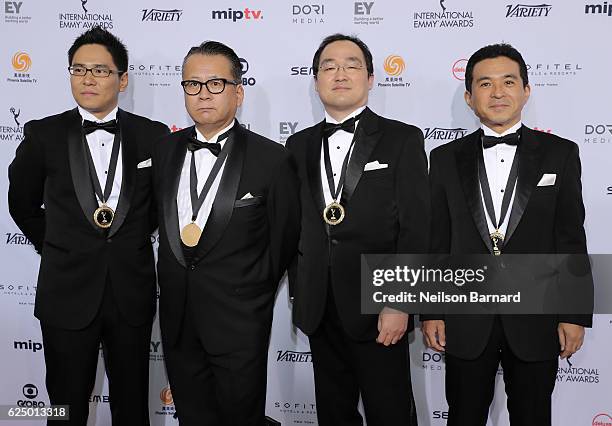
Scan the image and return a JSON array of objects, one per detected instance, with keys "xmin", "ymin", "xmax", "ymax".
[
  {"xmin": 68, "ymin": 65, "xmax": 123, "ymax": 78},
  {"xmin": 318, "ymin": 61, "xmax": 366, "ymax": 75},
  {"xmin": 181, "ymin": 78, "xmax": 240, "ymax": 95}
]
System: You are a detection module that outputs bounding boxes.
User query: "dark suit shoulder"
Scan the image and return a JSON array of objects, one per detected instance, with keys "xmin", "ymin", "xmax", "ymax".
[
  {"xmin": 378, "ymin": 116, "xmax": 422, "ymax": 136},
  {"xmin": 524, "ymin": 127, "xmax": 578, "ymax": 153},
  {"xmin": 430, "ymin": 129, "xmax": 477, "ymax": 160}
]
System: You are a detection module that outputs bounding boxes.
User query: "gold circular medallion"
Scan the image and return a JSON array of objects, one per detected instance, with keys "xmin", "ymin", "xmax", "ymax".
[
  {"xmin": 181, "ymin": 222, "xmax": 202, "ymax": 247},
  {"xmin": 323, "ymin": 201, "xmax": 345, "ymax": 226},
  {"xmin": 93, "ymin": 205, "xmax": 114, "ymax": 229}
]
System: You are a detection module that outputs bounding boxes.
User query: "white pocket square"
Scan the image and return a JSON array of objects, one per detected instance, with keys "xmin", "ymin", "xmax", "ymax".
[
  {"xmin": 364, "ymin": 160, "xmax": 388, "ymax": 171},
  {"xmin": 240, "ymin": 192, "xmax": 254, "ymax": 200},
  {"xmin": 137, "ymin": 158, "xmax": 152, "ymax": 169},
  {"xmin": 537, "ymin": 173, "xmax": 556, "ymax": 187}
]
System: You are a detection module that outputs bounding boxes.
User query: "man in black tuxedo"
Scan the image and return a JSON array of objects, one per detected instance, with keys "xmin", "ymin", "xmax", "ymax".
[
  {"xmin": 8, "ymin": 27, "xmax": 169, "ymax": 425},
  {"xmin": 286, "ymin": 34, "xmax": 428, "ymax": 425},
  {"xmin": 422, "ymin": 43, "xmax": 591, "ymax": 426},
  {"xmin": 152, "ymin": 41, "xmax": 300, "ymax": 426}
]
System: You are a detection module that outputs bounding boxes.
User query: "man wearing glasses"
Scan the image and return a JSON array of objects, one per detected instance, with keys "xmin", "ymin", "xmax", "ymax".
[
  {"xmin": 286, "ymin": 34, "xmax": 428, "ymax": 425},
  {"xmin": 8, "ymin": 27, "xmax": 168, "ymax": 425},
  {"xmin": 152, "ymin": 41, "xmax": 300, "ymax": 425}
]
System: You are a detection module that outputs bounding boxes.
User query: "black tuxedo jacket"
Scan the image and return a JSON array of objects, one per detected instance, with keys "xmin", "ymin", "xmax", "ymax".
[
  {"xmin": 286, "ymin": 107, "xmax": 430, "ymax": 341},
  {"xmin": 8, "ymin": 108, "xmax": 169, "ymax": 330},
  {"xmin": 152, "ymin": 123, "xmax": 300, "ymax": 351},
  {"xmin": 423, "ymin": 126, "xmax": 592, "ymax": 361}
]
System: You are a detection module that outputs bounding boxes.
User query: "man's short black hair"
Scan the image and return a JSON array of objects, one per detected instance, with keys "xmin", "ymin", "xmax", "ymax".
[
  {"xmin": 68, "ymin": 26, "xmax": 128, "ymax": 74},
  {"xmin": 183, "ymin": 41, "xmax": 243, "ymax": 82},
  {"xmin": 312, "ymin": 33, "xmax": 374, "ymax": 79},
  {"xmin": 465, "ymin": 43, "xmax": 529, "ymax": 93}
]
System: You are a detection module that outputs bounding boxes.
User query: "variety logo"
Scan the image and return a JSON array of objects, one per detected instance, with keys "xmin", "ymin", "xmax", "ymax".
[
  {"xmin": 279, "ymin": 121, "xmax": 299, "ymax": 144},
  {"xmin": 155, "ymin": 386, "xmax": 176, "ymax": 417},
  {"xmin": 585, "ymin": 3, "xmax": 612, "ymax": 16},
  {"xmin": 413, "ymin": 0, "xmax": 475, "ymax": 29},
  {"xmin": 141, "ymin": 8, "xmax": 183, "ymax": 21},
  {"xmin": 1, "ymin": 107, "xmax": 25, "ymax": 142},
  {"xmin": 354, "ymin": 1, "xmax": 384, "ymax": 25},
  {"xmin": 556, "ymin": 357, "xmax": 600, "ymax": 384},
  {"xmin": 239, "ymin": 58, "xmax": 257, "ymax": 86},
  {"xmin": 5, "ymin": 233, "xmax": 33, "ymax": 245},
  {"xmin": 292, "ymin": 4, "xmax": 324, "ymax": 24},
  {"xmin": 211, "ymin": 7, "xmax": 264, "ymax": 21},
  {"xmin": 4, "ymin": 1, "xmax": 31, "ymax": 24},
  {"xmin": 18, "ymin": 383, "xmax": 45, "ymax": 407},
  {"xmin": 276, "ymin": 350, "xmax": 312, "ymax": 362},
  {"xmin": 452, "ymin": 58, "xmax": 467, "ymax": 80},
  {"xmin": 424, "ymin": 126, "xmax": 468, "ymax": 141},
  {"xmin": 58, "ymin": 0, "xmax": 113, "ymax": 30},
  {"xmin": 592, "ymin": 413, "xmax": 612, "ymax": 426},
  {"xmin": 584, "ymin": 124, "xmax": 612, "ymax": 144},
  {"xmin": 506, "ymin": 3, "xmax": 552, "ymax": 17},
  {"xmin": 14, "ymin": 339, "xmax": 43, "ymax": 353},
  {"xmin": 378, "ymin": 55, "xmax": 410, "ymax": 88}
]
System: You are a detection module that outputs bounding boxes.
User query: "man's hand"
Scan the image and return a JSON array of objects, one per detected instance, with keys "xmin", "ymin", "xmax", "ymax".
[
  {"xmin": 376, "ymin": 307, "xmax": 408, "ymax": 346},
  {"xmin": 558, "ymin": 322, "xmax": 585, "ymax": 359},
  {"xmin": 422, "ymin": 320, "xmax": 446, "ymax": 352}
]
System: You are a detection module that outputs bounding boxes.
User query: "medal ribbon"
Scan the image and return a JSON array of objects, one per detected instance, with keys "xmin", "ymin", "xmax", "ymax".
[
  {"xmin": 83, "ymin": 122, "xmax": 121, "ymax": 206},
  {"xmin": 188, "ymin": 129, "xmax": 232, "ymax": 222},
  {"xmin": 477, "ymin": 137, "xmax": 520, "ymax": 244}
]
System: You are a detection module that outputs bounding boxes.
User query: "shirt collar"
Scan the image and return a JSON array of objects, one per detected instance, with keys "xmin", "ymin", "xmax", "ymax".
[
  {"xmin": 481, "ymin": 121, "xmax": 522, "ymax": 138},
  {"xmin": 78, "ymin": 105, "xmax": 118, "ymax": 123},
  {"xmin": 195, "ymin": 119, "xmax": 236, "ymax": 147},
  {"xmin": 324, "ymin": 105, "xmax": 366, "ymax": 125}
]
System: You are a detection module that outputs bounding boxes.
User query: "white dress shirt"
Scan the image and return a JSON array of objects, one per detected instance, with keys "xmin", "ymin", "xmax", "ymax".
[
  {"xmin": 480, "ymin": 121, "xmax": 522, "ymax": 236},
  {"xmin": 78, "ymin": 106, "xmax": 122, "ymax": 211},
  {"xmin": 320, "ymin": 106, "xmax": 366, "ymax": 206},
  {"xmin": 177, "ymin": 121, "xmax": 234, "ymax": 232}
]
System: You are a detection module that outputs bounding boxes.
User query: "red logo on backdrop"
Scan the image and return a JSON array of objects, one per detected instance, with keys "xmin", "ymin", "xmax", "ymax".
[
  {"xmin": 170, "ymin": 125, "xmax": 183, "ymax": 132},
  {"xmin": 593, "ymin": 413, "xmax": 612, "ymax": 426},
  {"xmin": 534, "ymin": 127, "xmax": 552, "ymax": 133},
  {"xmin": 452, "ymin": 59, "xmax": 468, "ymax": 80}
]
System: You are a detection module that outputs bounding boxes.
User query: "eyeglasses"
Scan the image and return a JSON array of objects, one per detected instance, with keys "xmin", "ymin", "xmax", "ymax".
[
  {"xmin": 181, "ymin": 78, "xmax": 240, "ymax": 95},
  {"xmin": 68, "ymin": 65, "xmax": 123, "ymax": 78},
  {"xmin": 318, "ymin": 62, "xmax": 366, "ymax": 75}
]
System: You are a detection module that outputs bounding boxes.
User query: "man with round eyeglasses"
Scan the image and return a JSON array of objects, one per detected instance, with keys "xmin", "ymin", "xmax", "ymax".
[
  {"xmin": 152, "ymin": 40, "xmax": 300, "ymax": 425},
  {"xmin": 8, "ymin": 26, "xmax": 169, "ymax": 425}
]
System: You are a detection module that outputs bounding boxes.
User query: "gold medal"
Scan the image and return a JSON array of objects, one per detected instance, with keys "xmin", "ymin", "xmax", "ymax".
[
  {"xmin": 181, "ymin": 222, "xmax": 202, "ymax": 247},
  {"xmin": 490, "ymin": 230, "xmax": 504, "ymax": 256},
  {"xmin": 93, "ymin": 204, "xmax": 114, "ymax": 229},
  {"xmin": 323, "ymin": 201, "xmax": 345, "ymax": 226}
]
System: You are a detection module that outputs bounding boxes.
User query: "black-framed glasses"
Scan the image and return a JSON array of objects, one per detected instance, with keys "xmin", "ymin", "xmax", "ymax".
[
  {"xmin": 68, "ymin": 65, "xmax": 123, "ymax": 78},
  {"xmin": 181, "ymin": 78, "xmax": 240, "ymax": 95}
]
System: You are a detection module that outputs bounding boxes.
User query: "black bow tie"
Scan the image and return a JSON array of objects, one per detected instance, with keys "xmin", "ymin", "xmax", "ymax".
[
  {"xmin": 482, "ymin": 132, "xmax": 520, "ymax": 149},
  {"xmin": 187, "ymin": 137, "xmax": 222, "ymax": 156},
  {"xmin": 83, "ymin": 119, "xmax": 118, "ymax": 135},
  {"xmin": 323, "ymin": 113, "xmax": 363, "ymax": 138}
]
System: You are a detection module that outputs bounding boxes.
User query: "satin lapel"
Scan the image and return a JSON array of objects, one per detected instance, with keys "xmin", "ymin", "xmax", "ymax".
[
  {"xmin": 108, "ymin": 109, "xmax": 136, "ymax": 237},
  {"xmin": 67, "ymin": 108, "xmax": 100, "ymax": 232},
  {"xmin": 340, "ymin": 107, "xmax": 381, "ymax": 206},
  {"xmin": 163, "ymin": 129, "xmax": 189, "ymax": 267},
  {"xmin": 306, "ymin": 121, "xmax": 326, "ymax": 214},
  {"xmin": 456, "ymin": 131, "xmax": 493, "ymax": 253},
  {"xmin": 505, "ymin": 126, "xmax": 542, "ymax": 244},
  {"xmin": 194, "ymin": 124, "xmax": 245, "ymax": 260}
]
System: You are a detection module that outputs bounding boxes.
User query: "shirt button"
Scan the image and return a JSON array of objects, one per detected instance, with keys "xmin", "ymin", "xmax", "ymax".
[
  {"xmin": 105, "ymin": 171, "xmax": 108, "ymax": 174},
  {"xmin": 333, "ymin": 173, "xmax": 337, "ymax": 177},
  {"xmin": 336, "ymin": 146, "xmax": 340, "ymax": 149},
  {"xmin": 102, "ymin": 143, "xmax": 105, "ymax": 147},
  {"xmin": 501, "ymin": 189, "xmax": 505, "ymax": 193},
  {"xmin": 501, "ymin": 159, "xmax": 505, "ymax": 163}
]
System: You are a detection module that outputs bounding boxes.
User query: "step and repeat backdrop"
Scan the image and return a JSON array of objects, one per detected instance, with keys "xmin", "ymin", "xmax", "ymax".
[{"xmin": 1, "ymin": 0, "xmax": 611, "ymax": 425}]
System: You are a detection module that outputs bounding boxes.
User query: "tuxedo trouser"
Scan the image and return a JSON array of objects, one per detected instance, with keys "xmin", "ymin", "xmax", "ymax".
[
  {"xmin": 308, "ymin": 290, "xmax": 418, "ymax": 426},
  {"xmin": 445, "ymin": 316, "xmax": 558, "ymax": 426},
  {"xmin": 163, "ymin": 304, "xmax": 268, "ymax": 426},
  {"xmin": 41, "ymin": 275, "xmax": 152, "ymax": 426}
]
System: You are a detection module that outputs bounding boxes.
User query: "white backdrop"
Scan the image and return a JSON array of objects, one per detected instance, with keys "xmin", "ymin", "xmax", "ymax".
[{"xmin": 1, "ymin": 0, "xmax": 611, "ymax": 425}]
